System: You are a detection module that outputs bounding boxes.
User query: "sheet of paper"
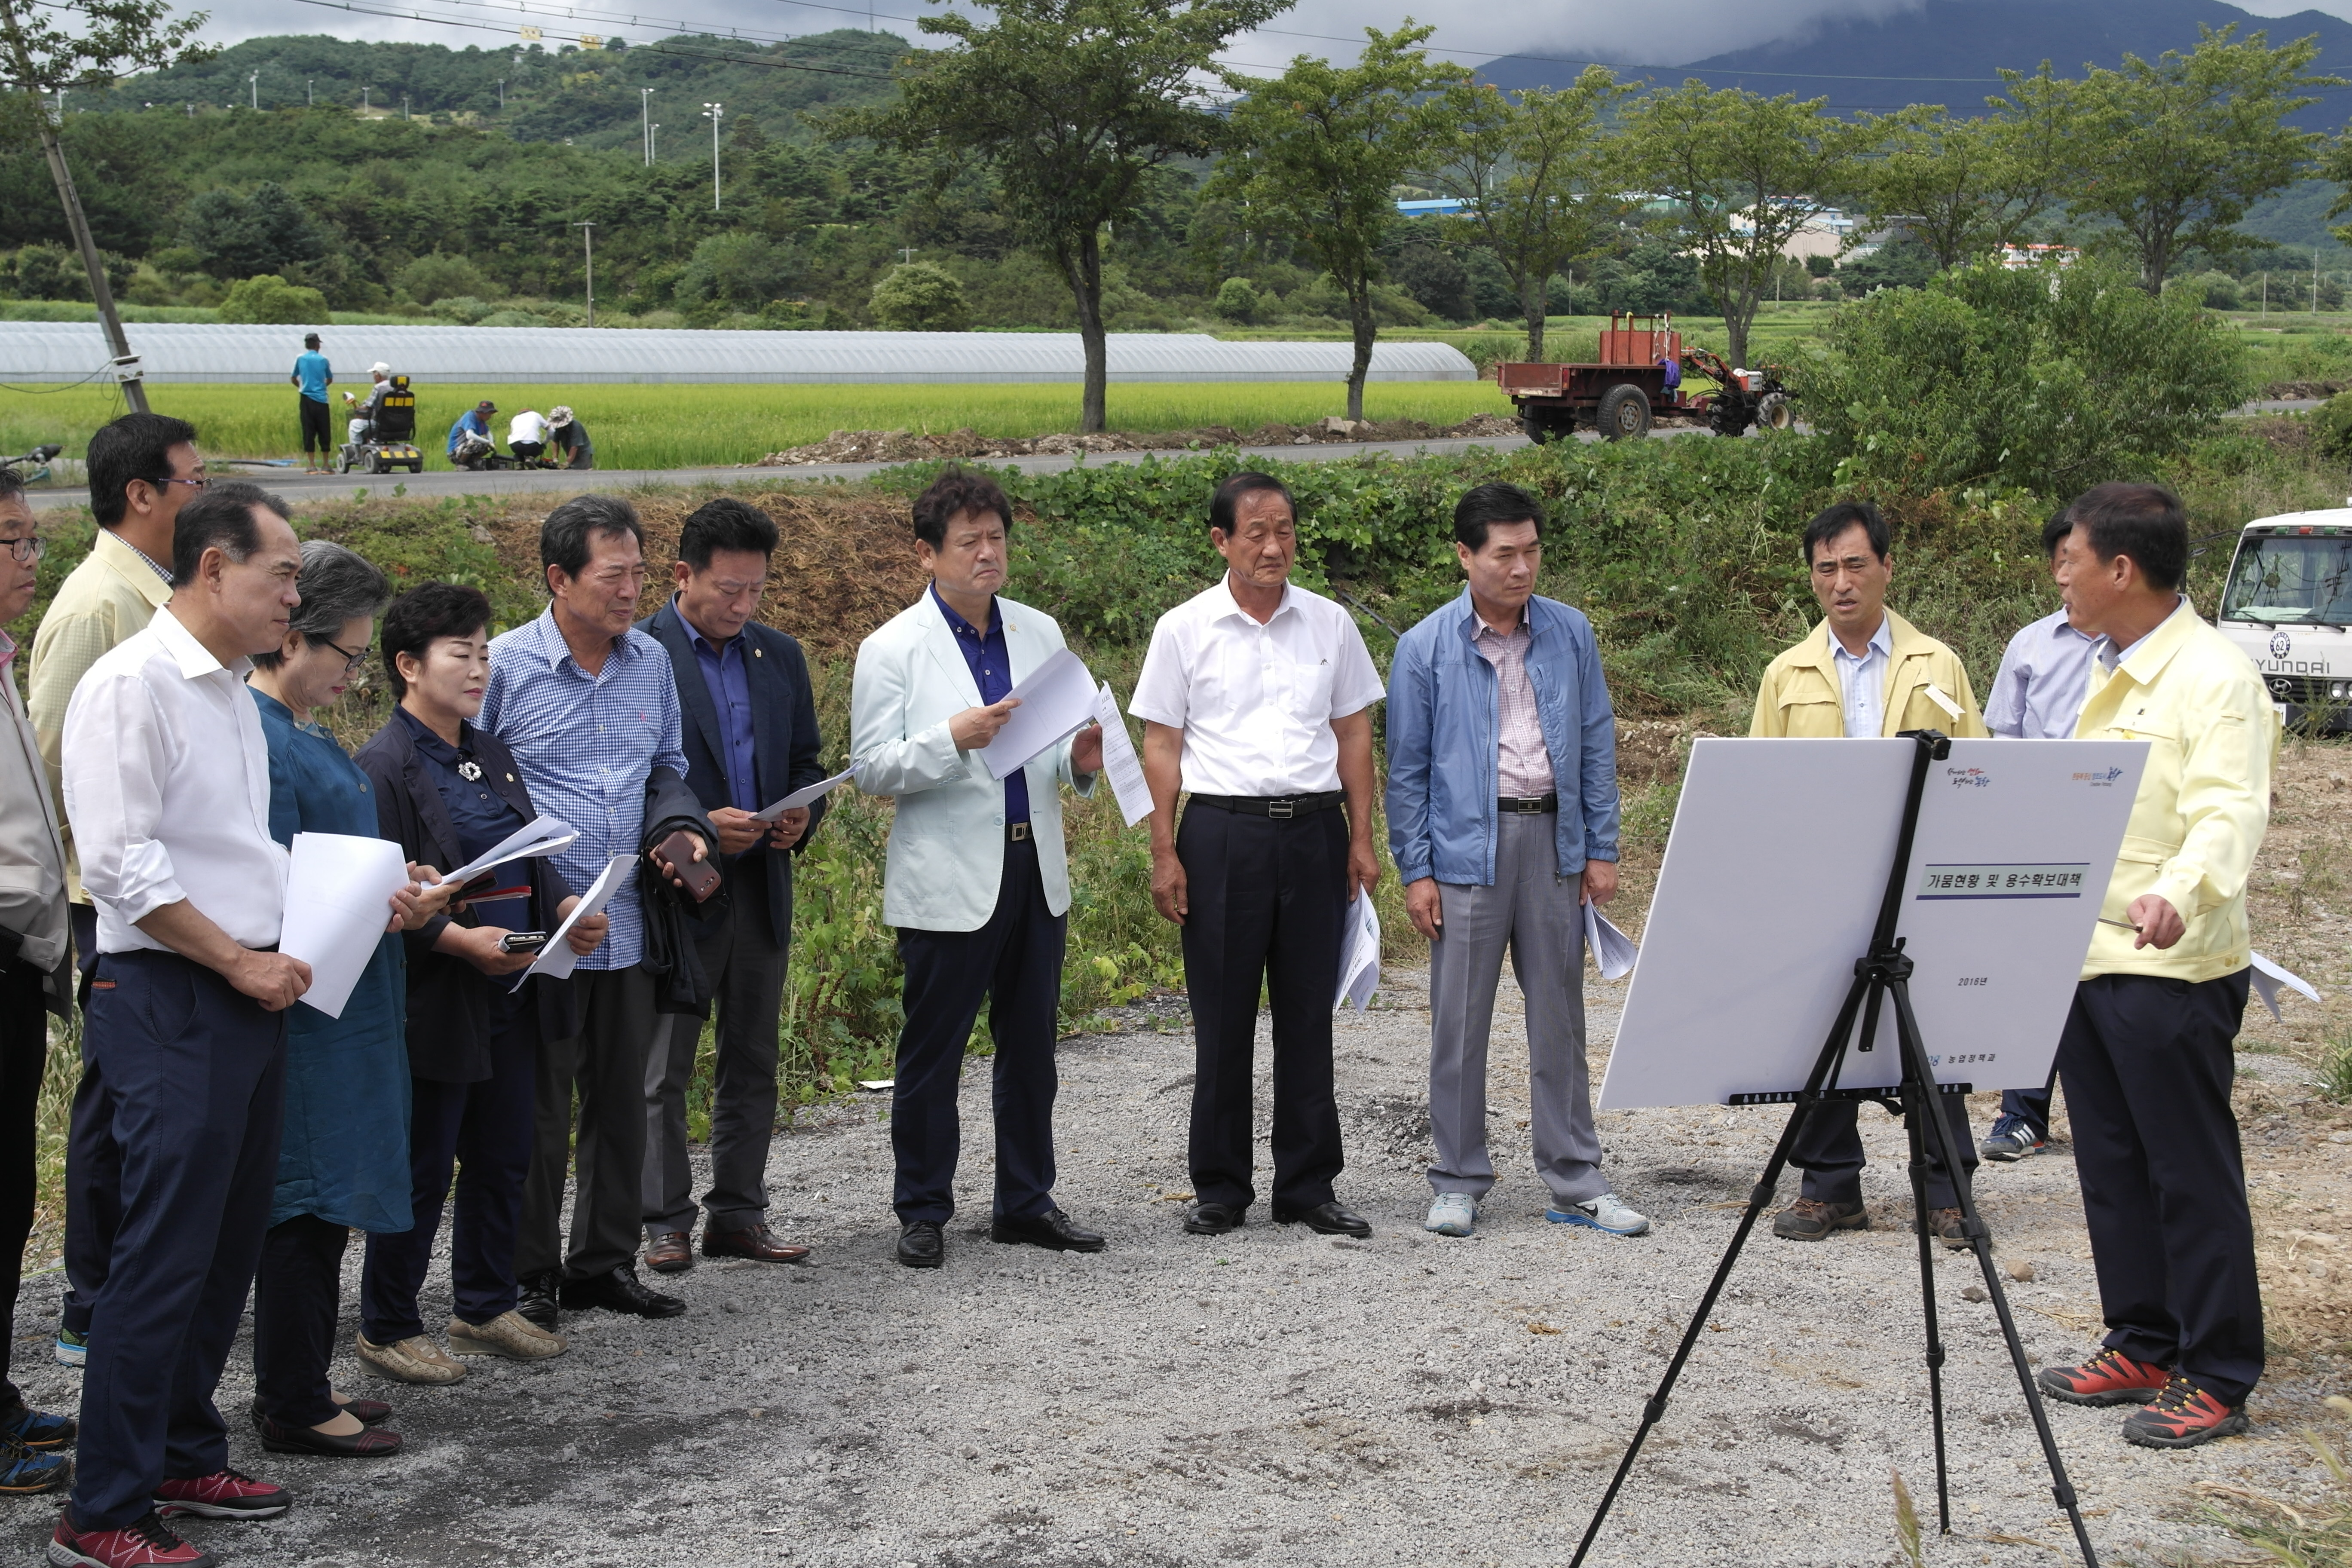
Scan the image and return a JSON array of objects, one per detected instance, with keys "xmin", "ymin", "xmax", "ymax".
[
  {"xmin": 1092, "ymin": 683, "xmax": 1153, "ymax": 827},
  {"xmin": 1334, "ymin": 891, "xmax": 1380, "ymax": 1012},
  {"xmin": 2249, "ymin": 949, "xmax": 2321, "ymax": 1022},
  {"xmin": 754, "ymin": 765, "xmax": 858, "ymax": 822},
  {"xmin": 1597, "ymin": 736, "xmax": 2149, "ymax": 1109},
  {"xmin": 432, "ymin": 815, "xmax": 576, "ymax": 889},
  {"xmin": 280, "ymin": 832, "xmax": 413, "ymax": 1020},
  {"xmin": 982, "ymin": 649, "xmax": 1097, "ymax": 781},
  {"xmin": 1583, "ymin": 902, "xmax": 1639, "ymax": 980},
  {"xmin": 514, "ymin": 853, "xmax": 631, "ymax": 989}
]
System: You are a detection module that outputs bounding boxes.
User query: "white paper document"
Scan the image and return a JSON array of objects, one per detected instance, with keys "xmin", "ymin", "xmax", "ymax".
[
  {"xmin": 982, "ymin": 649, "xmax": 1096, "ymax": 780},
  {"xmin": 515, "ymin": 853, "xmax": 631, "ymax": 989},
  {"xmin": 754, "ymin": 766, "xmax": 858, "ymax": 822},
  {"xmin": 1583, "ymin": 902, "xmax": 1638, "ymax": 980},
  {"xmin": 1334, "ymin": 891, "xmax": 1381, "ymax": 1012},
  {"xmin": 2249, "ymin": 950, "xmax": 2321, "ymax": 1022},
  {"xmin": 1092, "ymin": 683, "xmax": 1153, "ymax": 826},
  {"xmin": 433, "ymin": 815, "xmax": 576, "ymax": 889},
  {"xmin": 280, "ymin": 832, "xmax": 413, "ymax": 1020}
]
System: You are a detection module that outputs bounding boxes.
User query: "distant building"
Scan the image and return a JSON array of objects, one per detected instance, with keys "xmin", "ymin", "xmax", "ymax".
[{"xmin": 1999, "ymin": 243, "xmax": 2081, "ymax": 270}]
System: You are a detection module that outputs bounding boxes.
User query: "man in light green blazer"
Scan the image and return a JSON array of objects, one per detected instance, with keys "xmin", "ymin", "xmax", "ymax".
[{"xmin": 850, "ymin": 467, "xmax": 1103, "ymax": 1270}]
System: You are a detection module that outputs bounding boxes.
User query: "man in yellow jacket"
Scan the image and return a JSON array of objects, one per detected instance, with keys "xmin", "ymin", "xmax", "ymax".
[
  {"xmin": 2032, "ymin": 483, "xmax": 2272, "ymax": 1451},
  {"xmin": 1751, "ymin": 501, "xmax": 1988, "ymax": 1245}
]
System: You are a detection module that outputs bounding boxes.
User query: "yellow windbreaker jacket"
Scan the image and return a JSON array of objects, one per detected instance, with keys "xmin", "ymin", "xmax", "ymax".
[
  {"xmin": 2075, "ymin": 599, "xmax": 2273, "ymax": 983},
  {"xmin": 1749, "ymin": 610, "xmax": 1989, "ymax": 739}
]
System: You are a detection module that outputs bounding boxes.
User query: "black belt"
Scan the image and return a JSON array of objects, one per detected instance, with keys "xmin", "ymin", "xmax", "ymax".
[
  {"xmin": 1188, "ymin": 792, "xmax": 1343, "ymax": 819},
  {"xmin": 1499, "ymin": 794, "xmax": 1559, "ymax": 815}
]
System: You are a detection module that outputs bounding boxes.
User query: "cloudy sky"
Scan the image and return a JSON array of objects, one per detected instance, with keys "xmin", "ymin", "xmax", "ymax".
[{"xmin": 196, "ymin": 0, "xmax": 2352, "ymax": 69}]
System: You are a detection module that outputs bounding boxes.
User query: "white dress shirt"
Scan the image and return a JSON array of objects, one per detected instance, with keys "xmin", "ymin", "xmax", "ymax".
[
  {"xmin": 508, "ymin": 410, "xmax": 548, "ymax": 446},
  {"xmin": 1828, "ymin": 615, "xmax": 1894, "ymax": 739},
  {"xmin": 1129, "ymin": 576, "xmax": 1385, "ymax": 796},
  {"xmin": 61, "ymin": 605, "xmax": 288, "ymax": 954},
  {"xmin": 1984, "ymin": 606, "xmax": 2101, "ymax": 738}
]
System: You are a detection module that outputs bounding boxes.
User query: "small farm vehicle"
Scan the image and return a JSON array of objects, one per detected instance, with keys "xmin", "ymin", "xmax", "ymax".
[{"xmin": 1497, "ymin": 312, "xmax": 1793, "ymax": 442}]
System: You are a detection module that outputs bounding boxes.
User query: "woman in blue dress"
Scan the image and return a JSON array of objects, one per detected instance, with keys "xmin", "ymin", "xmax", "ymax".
[{"xmin": 245, "ymin": 540, "xmax": 444, "ymax": 1457}]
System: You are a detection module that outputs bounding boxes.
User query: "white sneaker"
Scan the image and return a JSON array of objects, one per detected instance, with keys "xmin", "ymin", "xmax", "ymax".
[
  {"xmin": 1547, "ymin": 1192, "xmax": 1652, "ymax": 1237},
  {"xmin": 1424, "ymin": 1192, "xmax": 1479, "ymax": 1237}
]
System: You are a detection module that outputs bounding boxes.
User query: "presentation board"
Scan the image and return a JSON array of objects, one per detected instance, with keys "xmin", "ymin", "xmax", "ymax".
[{"xmin": 1596, "ymin": 737, "xmax": 2149, "ymax": 1110}]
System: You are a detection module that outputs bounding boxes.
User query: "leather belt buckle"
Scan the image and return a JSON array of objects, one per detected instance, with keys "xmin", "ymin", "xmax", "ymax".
[
  {"xmin": 1504, "ymin": 796, "xmax": 1545, "ymax": 815},
  {"xmin": 1008, "ymin": 822, "xmax": 1032, "ymax": 842},
  {"xmin": 1267, "ymin": 798, "xmax": 1295, "ymax": 819}
]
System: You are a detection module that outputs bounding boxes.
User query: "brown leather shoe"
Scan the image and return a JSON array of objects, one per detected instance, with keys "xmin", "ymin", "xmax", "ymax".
[
  {"xmin": 644, "ymin": 1230, "xmax": 694, "ymax": 1274},
  {"xmin": 701, "ymin": 1221, "xmax": 811, "ymax": 1263}
]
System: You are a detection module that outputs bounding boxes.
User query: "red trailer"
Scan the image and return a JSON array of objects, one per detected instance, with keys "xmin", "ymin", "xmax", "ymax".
[{"xmin": 1498, "ymin": 312, "xmax": 1790, "ymax": 442}]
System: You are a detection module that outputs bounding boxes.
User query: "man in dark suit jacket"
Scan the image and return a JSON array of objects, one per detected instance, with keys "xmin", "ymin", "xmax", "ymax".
[{"xmin": 637, "ymin": 498, "xmax": 828, "ymax": 1270}]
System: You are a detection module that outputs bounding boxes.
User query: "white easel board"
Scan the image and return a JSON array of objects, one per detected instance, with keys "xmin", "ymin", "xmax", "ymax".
[{"xmin": 1596, "ymin": 737, "xmax": 2148, "ymax": 1109}]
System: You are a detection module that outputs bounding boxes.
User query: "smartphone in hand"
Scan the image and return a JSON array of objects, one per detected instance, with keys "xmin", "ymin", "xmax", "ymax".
[
  {"xmin": 497, "ymin": 931, "xmax": 550, "ymax": 954},
  {"xmin": 653, "ymin": 830, "xmax": 721, "ymax": 903}
]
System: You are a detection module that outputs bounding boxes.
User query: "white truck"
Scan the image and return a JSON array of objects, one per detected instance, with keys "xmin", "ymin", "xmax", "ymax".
[{"xmin": 2216, "ymin": 509, "xmax": 2352, "ymax": 731}]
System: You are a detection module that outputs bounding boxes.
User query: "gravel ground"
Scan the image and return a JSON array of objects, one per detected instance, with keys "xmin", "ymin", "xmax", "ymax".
[{"xmin": 0, "ymin": 963, "xmax": 2342, "ymax": 1568}]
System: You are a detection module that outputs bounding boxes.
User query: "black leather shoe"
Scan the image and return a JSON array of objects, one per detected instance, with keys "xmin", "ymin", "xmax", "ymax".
[
  {"xmin": 515, "ymin": 1268, "xmax": 561, "ymax": 1332},
  {"xmin": 990, "ymin": 1208, "xmax": 1106, "ymax": 1253},
  {"xmin": 897, "ymin": 1221, "xmax": 944, "ymax": 1268},
  {"xmin": 1185, "ymin": 1201, "xmax": 1244, "ymax": 1236},
  {"xmin": 558, "ymin": 1264, "xmax": 687, "ymax": 1319},
  {"xmin": 1273, "ymin": 1201, "xmax": 1371, "ymax": 1238}
]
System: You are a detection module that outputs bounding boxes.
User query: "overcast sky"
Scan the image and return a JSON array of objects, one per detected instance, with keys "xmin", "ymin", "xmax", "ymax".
[{"xmin": 190, "ymin": 0, "xmax": 2352, "ymax": 70}]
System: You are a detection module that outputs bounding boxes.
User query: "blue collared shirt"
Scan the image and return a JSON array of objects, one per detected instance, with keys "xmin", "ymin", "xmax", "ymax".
[
  {"xmin": 932, "ymin": 585, "xmax": 1029, "ymax": 824},
  {"xmin": 480, "ymin": 606, "xmax": 688, "ymax": 971},
  {"xmin": 684, "ymin": 606, "xmax": 761, "ymax": 819},
  {"xmin": 293, "ymin": 350, "xmax": 331, "ymax": 402},
  {"xmin": 1829, "ymin": 616, "xmax": 1895, "ymax": 738},
  {"xmin": 446, "ymin": 409, "xmax": 488, "ymax": 456},
  {"xmin": 1986, "ymin": 606, "xmax": 2101, "ymax": 738}
]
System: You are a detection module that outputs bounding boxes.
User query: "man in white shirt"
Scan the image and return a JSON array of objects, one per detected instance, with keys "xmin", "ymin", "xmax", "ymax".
[
  {"xmin": 1133, "ymin": 472, "xmax": 1386, "ymax": 1239},
  {"xmin": 508, "ymin": 408, "xmax": 550, "ymax": 465},
  {"xmin": 1978, "ymin": 509, "xmax": 2103, "ymax": 1164},
  {"xmin": 55, "ymin": 482, "xmax": 317, "ymax": 1565}
]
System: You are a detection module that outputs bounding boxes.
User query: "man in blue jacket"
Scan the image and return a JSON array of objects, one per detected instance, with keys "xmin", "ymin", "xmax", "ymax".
[{"xmin": 1386, "ymin": 482, "xmax": 1649, "ymax": 1241}]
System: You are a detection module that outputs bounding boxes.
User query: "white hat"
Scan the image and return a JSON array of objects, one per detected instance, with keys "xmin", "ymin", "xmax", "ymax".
[
  {"xmin": 548, "ymin": 405, "xmax": 575, "ymax": 426},
  {"xmin": 371, "ymin": 361, "xmax": 391, "ymax": 376}
]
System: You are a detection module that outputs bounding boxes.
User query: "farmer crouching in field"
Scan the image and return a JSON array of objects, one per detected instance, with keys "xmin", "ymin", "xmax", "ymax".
[
  {"xmin": 2033, "ymin": 482, "xmax": 2275, "ymax": 1451},
  {"xmin": 850, "ymin": 466, "xmax": 1105, "ymax": 1270},
  {"xmin": 1384, "ymin": 482, "xmax": 1647, "ymax": 1242},
  {"xmin": 1750, "ymin": 499, "xmax": 1987, "ymax": 1247}
]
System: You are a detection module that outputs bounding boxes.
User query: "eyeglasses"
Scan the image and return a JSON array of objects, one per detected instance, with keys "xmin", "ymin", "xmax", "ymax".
[
  {"xmin": 0, "ymin": 537, "xmax": 42, "ymax": 564},
  {"xmin": 146, "ymin": 475, "xmax": 207, "ymax": 492},
  {"xmin": 316, "ymin": 637, "xmax": 374, "ymax": 674}
]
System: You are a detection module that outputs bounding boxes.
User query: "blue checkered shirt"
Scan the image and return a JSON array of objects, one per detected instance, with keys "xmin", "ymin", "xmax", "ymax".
[{"xmin": 481, "ymin": 607, "xmax": 688, "ymax": 971}]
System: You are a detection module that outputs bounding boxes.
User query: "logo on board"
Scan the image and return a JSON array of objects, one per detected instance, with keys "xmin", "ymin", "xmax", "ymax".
[{"xmin": 2069, "ymin": 767, "xmax": 2125, "ymax": 787}]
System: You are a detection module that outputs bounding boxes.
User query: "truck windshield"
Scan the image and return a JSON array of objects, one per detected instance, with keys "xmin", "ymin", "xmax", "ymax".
[{"xmin": 2220, "ymin": 533, "xmax": 2352, "ymax": 624}]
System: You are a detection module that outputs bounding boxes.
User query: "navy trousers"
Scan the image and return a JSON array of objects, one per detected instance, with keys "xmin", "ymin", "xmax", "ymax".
[
  {"xmin": 70, "ymin": 950, "xmax": 286, "ymax": 1531},
  {"xmin": 251, "ymin": 1215, "xmax": 349, "ymax": 1430},
  {"xmin": 61, "ymin": 902, "xmax": 109, "ymax": 1341},
  {"xmin": 362, "ymin": 1002, "xmax": 539, "ymax": 1342},
  {"xmin": 2057, "ymin": 968, "xmax": 2262, "ymax": 1405},
  {"xmin": 891, "ymin": 838, "xmax": 1065, "ymax": 1225},
  {"xmin": 1178, "ymin": 802, "xmax": 1348, "ymax": 1215},
  {"xmin": 1792, "ymin": 1090, "xmax": 1977, "ymax": 1210}
]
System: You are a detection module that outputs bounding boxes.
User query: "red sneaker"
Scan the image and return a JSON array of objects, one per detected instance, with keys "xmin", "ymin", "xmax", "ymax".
[
  {"xmin": 2036, "ymin": 1348, "xmax": 2171, "ymax": 1408},
  {"xmin": 46, "ymin": 1511, "xmax": 215, "ymax": 1567},
  {"xmin": 151, "ymin": 1468, "xmax": 290, "ymax": 1519},
  {"xmin": 2122, "ymin": 1374, "xmax": 2251, "ymax": 1449}
]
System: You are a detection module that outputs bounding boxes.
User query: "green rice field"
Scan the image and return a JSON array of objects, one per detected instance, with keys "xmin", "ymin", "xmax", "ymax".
[{"xmin": 0, "ymin": 380, "xmax": 1509, "ymax": 473}]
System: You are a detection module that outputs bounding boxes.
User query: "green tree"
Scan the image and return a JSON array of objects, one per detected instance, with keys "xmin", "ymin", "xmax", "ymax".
[
  {"xmin": 833, "ymin": 0, "xmax": 1283, "ymax": 432},
  {"xmin": 1426, "ymin": 65, "xmax": 1631, "ymax": 359},
  {"xmin": 1616, "ymin": 80, "xmax": 1883, "ymax": 369},
  {"xmin": 1854, "ymin": 71, "xmax": 2072, "ymax": 272},
  {"xmin": 868, "ymin": 260, "xmax": 970, "ymax": 329},
  {"xmin": 1801, "ymin": 257, "xmax": 2247, "ymax": 497},
  {"xmin": 1210, "ymin": 24, "xmax": 1468, "ymax": 421},
  {"xmin": 2068, "ymin": 25, "xmax": 2335, "ymax": 292},
  {"xmin": 1211, "ymin": 274, "xmax": 1258, "ymax": 322},
  {"xmin": 216, "ymin": 271, "xmax": 330, "ymax": 323},
  {"xmin": 179, "ymin": 181, "xmax": 328, "ymax": 280}
]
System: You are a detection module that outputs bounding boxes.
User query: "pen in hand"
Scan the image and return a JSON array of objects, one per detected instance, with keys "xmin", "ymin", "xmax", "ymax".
[{"xmin": 2096, "ymin": 916, "xmax": 2142, "ymax": 932}]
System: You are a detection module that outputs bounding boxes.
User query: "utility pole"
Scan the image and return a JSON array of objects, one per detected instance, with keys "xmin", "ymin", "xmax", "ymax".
[
  {"xmin": 573, "ymin": 220, "xmax": 595, "ymax": 327},
  {"xmin": 362, "ymin": 86, "xmax": 369, "ymax": 110},
  {"xmin": 899, "ymin": 246, "xmax": 915, "ymax": 264},
  {"xmin": 248, "ymin": 69, "xmax": 257, "ymax": 109},
  {"xmin": 307, "ymin": 79, "xmax": 313, "ymax": 106},
  {"xmin": 703, "ymin": 101, "xmax": 722, "ymax": 211},
  {"xmin": 650, "ymin": 123, "xmax": 658, "ymax": 161},
  {"xmin": 401, "ymin": 92, "xmax": 410, "ymax": 120},
  {"xmin": 2317, "ymin": 248, "xmax": 2323, "ymax": 315},
  {"xmin": 640, "ymin": 86, "xmax": 652, "ymax": 164},
  {"xmin": 497, "ymin": 78, "xmax": 504, "ymax": 109}
]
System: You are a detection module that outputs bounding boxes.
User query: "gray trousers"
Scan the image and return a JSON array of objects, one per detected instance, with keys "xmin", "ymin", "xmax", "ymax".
[
  {"xmin": 520, "ymin": 964, "xmax": 656, "ymax": 1283},
  {"xmin": 1427, "ymin": 812, "xmax": 1606, "ymax": 1208},
  {"xmin": 643, "ymin": 867, "xmax": 788, "ymax": 1236}
]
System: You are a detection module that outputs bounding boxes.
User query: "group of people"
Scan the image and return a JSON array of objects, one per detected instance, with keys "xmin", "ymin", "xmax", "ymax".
[
  {"xmin": 0, "ymin": 413, "xmax": 2279, "ymax": 1565},
  {"xmin": 289, "ymin": 337, "xmax": 594, "ymax": 473}
]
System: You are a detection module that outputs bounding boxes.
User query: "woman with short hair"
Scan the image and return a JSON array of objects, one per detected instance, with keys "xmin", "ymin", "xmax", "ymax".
[
  {"xmin": 354, "ymin": 582, "xmax": 603, "ymax": 1383},
  {"xmin": 246, "ymin": 539, "xmax": 440, "ymax": 1457}
]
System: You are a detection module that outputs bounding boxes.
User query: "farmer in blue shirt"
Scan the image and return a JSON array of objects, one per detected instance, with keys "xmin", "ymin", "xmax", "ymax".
[
  {"xmin": 290, "ymin": 334, "xmax": 333, "ymax": 473},
  {"xmin": 447, "ymin": 400, "xmax": 498, "ymax": 463}
]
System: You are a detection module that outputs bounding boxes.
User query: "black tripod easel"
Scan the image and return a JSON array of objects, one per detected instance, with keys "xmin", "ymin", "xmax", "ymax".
[{"xmin": 1569, "ymin": 730, "xmax": 2100, "ymax": 1568}]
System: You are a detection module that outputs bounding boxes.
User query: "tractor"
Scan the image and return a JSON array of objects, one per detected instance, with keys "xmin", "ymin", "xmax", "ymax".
[{"xmin": 1497, "ymin": 312, "xmax": 1793, "ymax": 442}]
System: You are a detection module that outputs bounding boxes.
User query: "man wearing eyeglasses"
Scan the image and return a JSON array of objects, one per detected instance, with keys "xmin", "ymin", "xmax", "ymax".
[
  {"xmin": 635, "ymin": 498, "xmax": 829, "ymax": 1277},
  {"xmin": 24, "ymin": 410, "xmax": 204, "ymax": 1371}
]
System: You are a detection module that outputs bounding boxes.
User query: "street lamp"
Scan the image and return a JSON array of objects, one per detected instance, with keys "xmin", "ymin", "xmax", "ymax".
[
  {"xmin": 573, "ymin": 221, "xmax": 596, "ymax": 328},
  {"xmin": 703, "ymin": 101, "xmax": 722, "ymax": 212},
  {"xmin": 640, "ymin": 87, "xmax": 653, "ymax": 165},
  {"xmin": 650, "ymin": 124, "xmax": 659, "ymax": 161}
]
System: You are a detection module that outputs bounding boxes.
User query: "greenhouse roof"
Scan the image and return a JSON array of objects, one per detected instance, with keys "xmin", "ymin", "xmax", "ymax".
[{"xmin": 0, "ymin": 323, "xmax": 1475, "ymax": 385}]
